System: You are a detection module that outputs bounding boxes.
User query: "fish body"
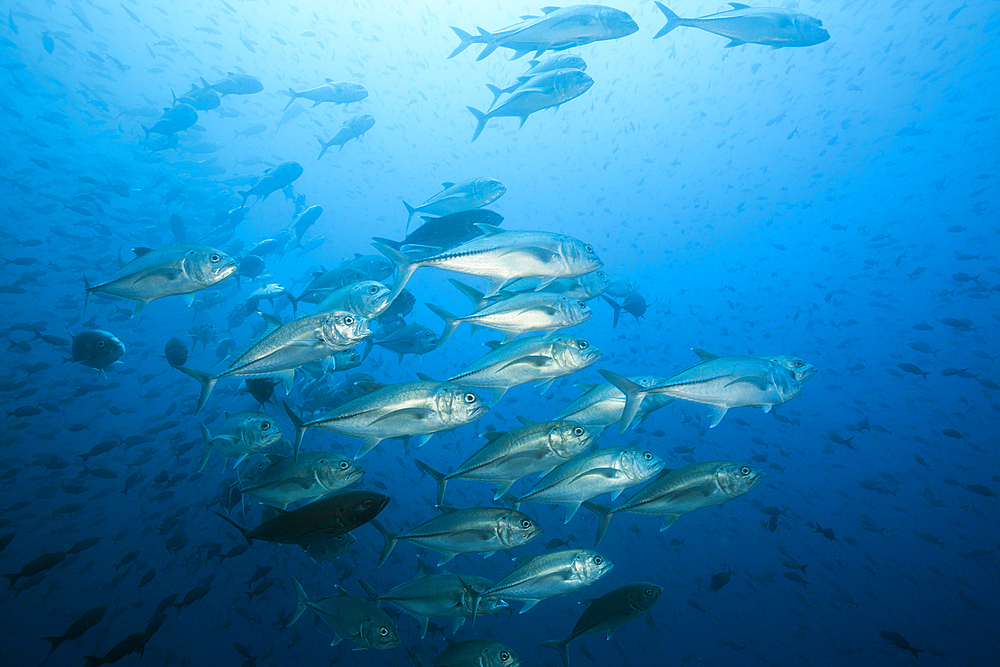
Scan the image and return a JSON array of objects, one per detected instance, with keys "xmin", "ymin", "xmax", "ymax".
[
  {"xmin": 173, "ymin": 85, "xmax": 220, "ymax": 111},
  {"xmin": 217, "ymin": 489, "xmax": 388, "ymax": 546},
  {"xmin": 402, "ymin": 178, "xmax": 506, "ymax": 229},
  {"xmin": 289, "ymin": 578, "xmax": 399, "ymax": 651},
  {"xmin": 163, "ymin": 336, "xmax": 189, "ymax": 367},
  {"xmin": 284, "ymin": 80, "xmax": 367, "ymax": 110},
  {"xmin": 296, "ymin": 267, "xmax": 371, "ymax": 305},
  {"xmin": 85, "ymin": 245, "xmax": 237, "ymax": 315},
  {"xmin": 374, "ymin": 209, "xmax": 504, "ymax": 252},
  {"xmin": 417, "ymin": 419, "xmax": 596, "ymax": 504},
  {"xmin": 198, "ymin": 411, "xmax": 283, "ymax": 472},
  {"xmin": 285, "ymin": 380, "xmax": 488, "ymax": 459},
  {"xmin": 504, "ymin": 270, "xmax": 610, "ymax": 301},
  {"xmin": 653, "ymin": 2, "xmax": 829, "ymax": 47},
  {"xmin": 290, "ymin": 205, "xmax": 323, "ymax": 246},
  {"xmin": 556, "ymin": 375, "xmax": 673, "ymax": 430},
  {"xmin": 240, "ymin": 161, "xmax": 303, "ymax": 205},
  {"xmin": 468, "ymin": 68, "xmax": 594, "ymax": 141},
  {"xmin": 417, "ymin": 640, "xmax": 520, "ymax": 667},
  {"xmin": 584, "ymin": 461, "xmax": 765, "ymax": 543},
  {"xmin": 313, "ymin": 280, "xmax": 392, "ymax": 319},
  {"xmin": 70, "ymin": 330, "xmax": 125, "ymax": 370},
  {"xmin": 449, "ymin": 5, "xmax": 638, "ymax": 61},
  {"xmin": 142, "ymin": 103, "xmax": 198, "ymax": 143},
  {"xmin": 517, "ymin": 446, "xmax": 665, "ymax": 522},
  {"xmin": 364, "ymin": 323, "xmax": 439, "ymax": 363},
  {"xmin": 487, "ymin": 54, "xmax": 588, "ymax": 109},
  {"xmin": 317, "ymin": 113, "xmax": 375, "ymax": 158},
  {"xmin": 200, "ymin": 72, "xmax": 263, "ymax": 95},
  {"xmin": 373, "ymin": 506, "xmax": 541, "ymax": 566},
  {"xmin": 540, "ymin": 582, "xmax": 662, "ymax": 667},
  {"xmin": 448, "ymin": 334, "xmax": 601, "ymax": 404},
  {"xmin": 475, "ymin": 548, "xmax": 612, "ymax": 617},
  {"xmin": 238, "ymin": 452, "xmax": 364, "ymax": 507}
]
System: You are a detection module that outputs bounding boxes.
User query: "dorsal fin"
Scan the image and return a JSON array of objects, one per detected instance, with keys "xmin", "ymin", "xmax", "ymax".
[
  {"xmin": 480, "ymin": 430, "xmax": 508, "ymax": 442},
  {"xmin": 436, "ymin": 505, "xmax": 457, "ymax": 515},
  {"xmin": 416, "ymin": 558, "xmax": 432, "ymax": 578},
  {"xmin": 441, "ymin": 182, "xmax": 455, "ymax": 189},
  {"xmin": 691, "ymin": 348, "xmax": 719, "ymax": 362},
  {"xmin": 416, "ymin": 372, "xmax": 436, "ymax": 382},
  {"xmin": 483, "ymin": 340, "xmax": 503, "ymax": 350},
  {"xmin": 729, "ymin": 2, "xmax": 750, "ymax": 8},
  {"xmin": 474, "ymin": 223, "xmax": 502, "ymax": 236},
  {"xmin": 261, "ymin": 313, "xmax": 283, "ymax": 333},
  {"xmin": 540, "ymin": 6, "xmax": 560, "ymax": 13},
  {"xmin": 516, "ymin": 416, "xmax": 535, "ymax": 426},
  {"xmin": 132, "ymin": 247, "xmax": 153, "ymax": 258}
]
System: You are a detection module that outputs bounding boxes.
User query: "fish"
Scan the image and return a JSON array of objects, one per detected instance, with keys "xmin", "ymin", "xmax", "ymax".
[
  {"xmin": 653, "ymin": 2, "xmax": 830, "ymax": 48},
  {"xmin": 362, "ymin": 323, "xmax": 439, "ymax": 363},
  {"xmin": 447, "ymin": 333, "xmax": 602, "ymax": 405},
  {"xmin": 40, "ymin": 603, "xmax": 110, "ymax": 655},
  {"xmin": 284, "ymin": 378, "xmax": 488, "ymax": 459},
  {"xmin": 402, "ymin": 178, "xmax": 506, "ymax": 230},
  {"xmin": 289, "ymin": 578, "xmax": 399, "ymax": 651},
  {"xmin": 290, "ymin": 205, "xmax": 323, "ymax": 248},
  {"xmin": 601, "ymin": 348, "xmax": 818, "ymax": 431},
  {"xmin": 294, "ymin": 267, "xmax": 371, "ymax": 305},
  {"xmin": 582, "ymin": 461, "xmax": 765, "ymax": 544},
  {"xmin": 503, "ymin": 270, "xmax": 610, "ymax": 302},
  {"xmin": 237, "ymin": 452, "xmax": 364, "ymax": 508},
  {"xmin": 427, "ymin": 287, "xmax": 594, "ymax": 346},
  {"xmin": 312, "ymin": 280, "xmax": 393, "ymax": 319},
  {"xmin": 471, "ymin": 548, "xmax": 613, "ymax": 620},
  {"xmin": 239, "ymin": 162, "xmax": 303, "ymax": 205},
  {"xmin": 216, "ymin": 488, "xmax": 389, "ymax": 546},
  {"xmin": 449, "ymin": 5, "xmax": 638, "ymax": 61},
  {"xmin": 468, "ymin": 68, "xmax": 594, "ymax": 142},
  {"xmin": 85, "ymin": 245, "xmax": 237, "ymax": 316},
  {"xmin": 172, "ymin": 85, "xmax": 220, "ymax": 111},
  {"xmin": 486, "ymin": 54, "xmax": 588, "ymax": 109},
  {"xmin": 555, "ymin": 375, "xmax": 673, "ymax": 431},
  {"xmin": 302, "ymin": 532, "xmax": 356, "ymax": 563},
  {"xmin": 359, "ymin": 559, "xmax": 508, "ymax": 638},
  {"xmin": 373, "ymin": 506, "xmax": 541, "ymax": 566},
  {"xmin": 602, "ymin": 291, "xmax": 650, "ymax": 327},
  {"xmin": 199, "ymin": 72, "xmax": 263, "ymax": 95},
  {"xmin": 69, "ymin": 330, "xmax": 125, "ymax": 371},
  {"xmin": 515, "ymin": 446, "xmax": 665, "ymax": 523},
  {"xmin": 141, "ymin": 103, "xmax": 198, "ymax": 143},
  {"xmin": 340, "ymin": 254, "xmax": 395, "ymax": 282},
  {"xmin": 177, "ymin": 310, "xmax": 370, "ymax": 415},
  {"xmin": 196, "ymin": 411, "xmax": 284, "ymax": 472},
  {"xmin": 283, "ymin": 80, "xmax": 367, "ymax": 110},
  {"xmin": 376, "ymin": 226, "xmax": 602, "ymax": 300},
  {"xmin": 416, "ymin": 419, "xmax": 597, "ymax": 504},
  {"xmin": 407, "ymin": 639, "xmax": 520, "ymax": 667},
  {"xmin": 317, "ymin": 113, "xmax": 375, "ymax": 158},
  {"xmin": 372, "ymin": 209, "xmax": 504, "ymax": 252},
  {"xmin": 879, "ymin": 630, "xmax": 923, "ymax": 659},
  {"xmin": 539, "ymin": 583, "xmax": 663, "ymax": 667}
]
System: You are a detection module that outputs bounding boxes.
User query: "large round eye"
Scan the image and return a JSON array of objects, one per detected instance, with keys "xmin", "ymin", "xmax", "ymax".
[
  {"xmin": 645, "ymin": 588, "xmax": 653, "ymax": 596},
  {"xmin": 210, "ymin": 253, "xmax": 221, "ymax": 262},
  {"xmin": 339, "ymin": 461, "xmax": 350, "ymax": 470},
  {"xmin": 260, "ymin": 422, "xmax": 270, "ymax": 430},
  {"xmin": 520, "ymin": 519, "xmax": 531, "ymax": 528},
  {"xmin": 585, "ymin": 244, "xmax": 593, "ymax": 253},
  {"xmin": 578, "ymin": 301, "xmax": 586, "ymax": 309},
  {"xmin": 741, "ymin": 466, "xmax": 751, "ymax": 476},
  {"xmin": 344, "ymin": 316, "xmax": 355, "ymax": 325},
  {"xmin": 369, "ymin": 286, "xmax": 379, "ymax": 294},
  {"xmin": 578, "ymin": 340, "xmax": 588, "ymax": 349},
  {"xmin": 594, "ymin": 556, "xmax": 603, "ymax": 564},
  {"xmin": 97, "ymin": 340, "xmax": 106, "ymax": 347},
  {"xmin": 573, "ymin": 427, "xmax": 584, "ymax": 436},
  {"xmin": 795, "ymin": 360, "xmax": 804, "ymax": 368},
  {"xmin": 362, "ymin": 499, "xmax": 372, "ymax": 508},
  {"xmin": 380, "ymin": 627, "xmax": 388, "ymax": 636},
  {"xmin": 500, "ymin": 653, "xmax": 510, "ymax": 661},
  {"xmin": 644, "ymin": 452, "xmax": 653, "ymax": 460},
  {"xmin": 464, "ymin": 393, "xmax": 476, "ymax": 404}
]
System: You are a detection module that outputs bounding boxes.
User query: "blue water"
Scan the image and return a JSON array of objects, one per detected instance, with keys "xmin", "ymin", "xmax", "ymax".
[{"xmin": 1, "ymin": 1, "xmax": 997, "ymax": 666}]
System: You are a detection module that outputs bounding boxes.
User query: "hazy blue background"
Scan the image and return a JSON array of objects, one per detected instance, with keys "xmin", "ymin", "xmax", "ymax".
[{"xmin": 1, "ymin": 0, "xmax": 997, "ymax": 666}]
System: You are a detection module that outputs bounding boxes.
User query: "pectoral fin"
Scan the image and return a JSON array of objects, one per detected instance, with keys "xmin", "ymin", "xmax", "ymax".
[
  {"xmin": 724, "ymin": 376, "xmax": 772, "ymax": 391},
  {"xmin": 369, "ymin": 408, "xmax": 434, "ymax": 424}
]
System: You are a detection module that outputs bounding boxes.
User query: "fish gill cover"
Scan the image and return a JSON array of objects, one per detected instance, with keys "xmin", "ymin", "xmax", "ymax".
[{"xmin": 0, "ymin": 1, "xmax": 996, "ymax": 666}]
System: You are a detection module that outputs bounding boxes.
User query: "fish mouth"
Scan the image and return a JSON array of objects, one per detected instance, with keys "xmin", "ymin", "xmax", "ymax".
[
  {"xmin": 800, "ymin": 367, "xmax": 819, "ymax": 382},
  {"xmin": 219, "ymin": 260, "xmax": 239, "ymax": 280}
]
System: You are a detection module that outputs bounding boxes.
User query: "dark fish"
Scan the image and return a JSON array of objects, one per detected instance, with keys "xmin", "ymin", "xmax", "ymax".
[
  {"xmin": 41, "ymin": 603, "xmax": 110, "ymax": 655},
  {"xmin": 372, "ymin": 209, "xmax": 504, "ymax": 252},
  {"xmin": 163, "ymin": 336, "xmax": 189, "ymax": 367},
  {"xmin": 879, "ymin": 630, "xmax": 923, "ymax": 659},
  {"xmin": 709, "ymin": 567, "xmax": 734, "ymax": 591},
  {"xmin": 70, "ymin": 330, "xmax": 126, "ymax": 370}
]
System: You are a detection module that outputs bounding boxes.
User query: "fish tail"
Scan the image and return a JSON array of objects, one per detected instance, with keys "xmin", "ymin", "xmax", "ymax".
[
  {"xmin": 653, "ymin": 2, "xmax": 683, "ymax": 39},
  {"xmin": 284, "ymin": 290, "xmax": 300, "ymax": 314},
  {"xmin": 196, "ymin": 423, "xmax": 213, "ymax": 473},
  {"xmin": 288, "ymin": 577, "xmax": 309, "ymax": 626},
  {"xmin": 581, "ymin": 501, "xmax": 613, "ymax": 545},
  {"xmin": 283, "ymin": 88, "xmax": 298, "ymax": 111},
  {"xmin": 598, "ymin": 370, "xmax": 647, "ymax": 434},
  {"xmin": 474, "ymin": 27, "xmax": 498, "ymax": 61},
  {"xmin": 40, "ymin": 635, "xmax": 64, "ymax": 655},
  {"xmin": 467, "ymin": 106, "xmax": 488, "ymax": 142},
  {"xmin": 401, "ymin": 200, "xmax": 417, "ymax": 230},
  {"xmin": 83, "ymin": 274, "xmax": 91, "ymax": 317},
  {"xmin": 316, "ymin": 137, "xmax": 328, "ymax": 160},
  {"xmin": 214, "ymin": 511, "xmax": 252, "ymax": 545},
  {"xmin": 282, "ymin": 401, "xmax": 307, "ymax": 462},
  {"xmin": 370, "ymin": 236, "xmax": 401, "ymax": 250},
  {"xmin": 238, "ymin": 190, "xmax": 250, "ymax": 206},
  {"xmin": 141, "ymin": 124, "xmax": 151, "ymax": 145},
  {"xmin": 424, "ymin": 303, "xmax": 459, "ymax": 346},
  {"xmin": 174, "ymin": 366, "xmax": 217, "ymax": 414},
  {"xmin": 415, "ymin": 459, "xmax": 448, "ymax": 505},
  {"xmin": 539, "ymin": 639, "xmax": 571, "ymax": 667},
  {"xmin": 485, "ymin": 83, "xmax": 504, "ymax": 111},
  {"xmin": 499, "ymin": 491, "xmax": 521, "ymax": 511},
  {"xmin": 448, "ymin": 278, "xmax": 486, "ymax": 310},
  {"xmin": 3, "ymin": 573, "xmax": 19, "ymax": 589},
  {"xmin": 372, "ymin": 519, "xmax": 398, "ymax": 567},
  {"xmin": 447, "ymin": 26, "xmax": 482, "ymax": 59},
  {"xmin": 406, "ymin": 647, "xmax": 426, "ymax": 667},
  {"xmin": 601, "ymin": 294, "xmax": 623, "ymax": 328},
  {"xmin": 358, "ymin": 580, "xmax": 380, "ymax": 604},
  {"xmin": 372, "ymin": 241, "xmax": 418, "ymax": 301}
]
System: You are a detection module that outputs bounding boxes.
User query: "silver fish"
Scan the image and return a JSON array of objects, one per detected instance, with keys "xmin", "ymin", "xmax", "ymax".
[
  {"xmin": 284, "ymin": 379, "xmax": 488, "ymax": 459},
  {"xmin": 486, "ymin": 54, "xmax": 588, "ymax": 110},
  {"xmin": 238, "ymin": 452, "xmax": 364, "ymax": 508},
  {"xmin": 653, "ymin": 2, "xmax": 830, "ymax": 47},
  {"xmin": 417, "ymin": 419, "xmax": 596, "ymax": 504},
  {"xmin": 516, "ymin": 446, "xmax": 665, "ymax": 523},
  {"xmin": 373, "ymin": 507, "xmax": 541, "ymax": 566},
  {"xmin": 556, "ymin": 375, "xmax": 673, "ymax": 431},
  {"xmin": 502, "ymin": 270, "xmax": 610, "ymax": 301},
  {"xmin": 197, "ymin": 411, "xmax": 283, "ymax": 472},
  {"xmin": 312, "ymin": 280, "xmax": 393, "ymax": 319},
  {"xmin": 583, "ymin": 461, "xmax": 765, "ymax": 543},
  {"xmin": 402, "ymin": 178, "xmax": 506, "ymax": 230},
  {"xmin": 85, "ymin": 245, "xmax": 236, "ymax": 316},
  {"xmin": 283, "ymin": 80, "xmax": 367, "ymax": 110},
  {"xmin": 448, "ymin": 334, "xmax": 601, "ymax": 405},
  {"xmin": 289, "ymin": 578, "xmax": 399, "ymax": 651}
]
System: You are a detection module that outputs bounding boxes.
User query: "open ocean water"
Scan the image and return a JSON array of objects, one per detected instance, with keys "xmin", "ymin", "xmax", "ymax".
[{"xmin": 0, "ymin": 1, "xmax": 997, "ymax": 666}]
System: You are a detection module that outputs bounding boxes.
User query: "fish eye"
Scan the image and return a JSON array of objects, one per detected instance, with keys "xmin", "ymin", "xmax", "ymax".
[
  {"xmin": 585, "ymin": 244, "xmax": 593, "ymax": 253},
  {"xmin": 210, "ymin": 253, "xmax": 221, "ymax": 262},
  {"xmin": 344, "ymin": 316, "xmax": 355, "ymax": 325},
  {"xmin": 795, "ymin": 360, "xmax": 804, "ymax": 367},
  {"xmin": 261, "ymin": 422, "xmax": 270, "ymax": 430},
  {"xmin": 578, "ymin": 301, "xmax": 586, "ymax": 309},
  {"xmin": 464, "ymin": 393, "xmax": 476, "ymax": 403},
  {"xmin": 574, "ymin": 427, "xmax": 584, "ymax": 436},
  {"xmin": 339, "ymin": 461, "xmax": 349, "ymax": 470},
  {"xmin": 578, "ymin": 340, "xmax": 588, "ymax": 349},
  {"xmin": 644, "ymin": 452, "xmax": 653, "ymax": 460},
  {"xmin": 369, "ymin": 286, "xmax": 379, "ymax": 294},
  {"xmin": 645, "ymin": 588, "xmax": 653, "ymax": 596},
  {"xmin": 97, "ymin": 340, "xmax": 106, "ymax": 347},
  {"xmin": 521, "ymin": 519, "xmax": 531, "ymax": 528},
  {"xmin": 380, "ymin": 627, "xmax": 388, "ymax": 636},
  {"xmin": 501, "ymin": 653, "xmax": 510, "ymax": 661},
  {"xmin": 741, "ymin": 466, "xmax": 751, "ymax": 476},
  {"xmin": 362, "ymin": 500, "xmax": 372, "ymax": 508},
  {"xmin": 594, "ymin": 556, "xmax": 603, "ymax": 564}
]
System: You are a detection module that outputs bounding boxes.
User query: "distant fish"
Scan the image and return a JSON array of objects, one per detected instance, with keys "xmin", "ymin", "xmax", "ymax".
[
  {"xmin": 283, "ymin": 80, "xmax": 367, "ymax": 110},
  {"xmin": 653, "ymin": 2, "xmax": 830, "ymax": 48},
  {"xmin": 401, "ymin": 178, "xmax": 506, "ymax": 230}
]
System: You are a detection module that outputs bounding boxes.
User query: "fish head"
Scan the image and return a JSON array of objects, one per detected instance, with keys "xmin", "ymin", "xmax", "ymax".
[
  {"xmin": 578, "ymin": 270, "xmax": 610, "ymax": 298},
  {"xmin": 337, "ymin": 81, "xmax": 368, "ymax": 102},
  {"xmin": 353, "ymin": 281, "xmax": 393, "ymax": 317},
  {"xmin": 794, "ymin": 14, "xmax": 830, "ymax": 46},
  {"xmin": 319, "ymin": 311, "xmax": 371, "ymax": 349},
  {"xmin": 473, "ymin": 177, "xmax": 507, "ymax": 205},
  {"xmin": 599, "ymin": 7, "xmax": 639, "ymax": 38},
  {"xmin": 332, "ymin": 348, "xmax": 362, "ymax": 371},
  {"xmin": 572, "ymin": 549, "xmax": 613, "ymax": 583},
  {"xmin": 183, "ymin": 247, "xmax": 238, "ymax": 287},
  {"xmin": 548, "ymin": 421, "xmax": 598, "ymax": 459},
  {"xmin": 351, "ymin": 113, "xmax": 376, "ymax": 132},
  {"xmin": 480, "ymin": 643, "xmax": 520, "ymax": 667},
  {"xmin": 436, "ymin": 384, "xmax": 489, "ymax": 425},
  {"xmin": 238, "ymin": 412, "xmax": 284, "ymax": 451},
  {"xmin": 619, "ymin": 447, "xmax": 666, "ymax": 482},
  {"xmin": 556, "ymin": 55, "xmax": 588, "ymax": 72},
  {"xmin": 474, "ymin": 594, "xmax": 510, "ymax": 617},
  {"xmin": 315, "ymin": 457, "xmax": 364, "ymax": 490},
  {"xmin": 561, "ymin": 236, "xmax": 604, "ymax": 276},
  {"xmin": 766, "ymin": 357, "xmax": 817, "ymax": 402},
  {"xmin": 628, "ymin": 583, "xmax": 664, "ymax": 611},
  {"xmin": 767, "ymin": 356, "xmax": 818, "ymax": 384},
  {"xmin": 554, "ymin": 69, "xmax": 595, "ymax": 100},
  {"xmin": 231, "ymin": 74, "xmax": 264, "ymax": 94},
  {"xmin": 360, "ymin": 615, "xmax": 400, "ymax": 650},
  {"xmin": 239, "ymin": 456, "xmax": 272, "ymax": 487},
  {"xmin": 73, "ymin": 329, "xmax": 126, "ymax": 368},
  {"xmin": 717, "ymin": 462, "xmax": 765, "ymax": 498},
  {"xmin": 551, "ymin": 335, "xmax": 601, "ymax": 371},
  {"xmin": 558, "ymin": 297, "xmax": 594, "ymax": 327},
  {"xmin": 622, "ymin": 291, "xmax": 648, "ymax": 316},
  {"xmin": 496, "ymin": 511, "xmax": 542, "ymax": 548}
]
